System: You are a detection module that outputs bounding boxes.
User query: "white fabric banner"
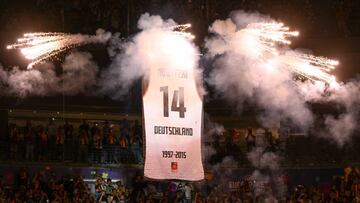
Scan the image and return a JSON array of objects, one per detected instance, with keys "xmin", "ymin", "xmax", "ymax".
[{"xmin": 143, "ymin": 65, "xmax": 204, "ymax": 181}]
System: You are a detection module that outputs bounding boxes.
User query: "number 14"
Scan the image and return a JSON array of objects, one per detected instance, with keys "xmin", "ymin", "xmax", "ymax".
[{"xmin": 160, "ymin": 86, "xmax": 186, "ymax": 118}]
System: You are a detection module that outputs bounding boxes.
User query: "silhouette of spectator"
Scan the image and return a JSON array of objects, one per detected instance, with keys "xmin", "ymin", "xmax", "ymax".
[
  {"xmin": 245, "ymin": 128, "xmax": 256, "ymax": 152},
  {"xmin": 24, "ymin": 121, "xmax": 35, "ymax": 161},
  {"xmin": 56, "ymin": 126, "xmax": 65, "ymax": 161}
]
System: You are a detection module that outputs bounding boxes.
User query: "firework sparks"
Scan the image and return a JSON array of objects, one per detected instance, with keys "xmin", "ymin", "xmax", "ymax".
[
  {"xmin": 242, "ymin": 22, "xmax": 338, "ymax": 84},
  {"xmin": 166, "ymin": 23, "xmax": 195, "ymax": 39},
  {"xmin": 7, "ymin": 32, "xmax": 109, "ymax": 69},
  {"xmin": 281, "ymin": 53, "xmax": 338, "ymax": 83}
]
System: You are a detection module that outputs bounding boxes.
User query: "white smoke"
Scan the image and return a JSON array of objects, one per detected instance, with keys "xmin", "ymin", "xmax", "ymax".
[
  {"xmin": 94, "ymin": 28, "xmax": 112, "ymax": 44},
  {"xmin": 324, "ymin": 113, "xmax": 357, "ymax": 145},
  {"xmin": 247, "ymin": 147, "xmax": 280, "ymax": 170},
  {"xmin": 206, "ymin": 16, "xmax": 314, "ymax": 128},
  {"xmin": 61, "ymin": 52, "xmax": 99, "ymax": 95},
  {"xmin": 205, "ymin": 10, "xmax": 359, "ymax": 145},
  {"xmin": 0, "ymin": 63, "xmax": 58, "ymax": 97},
  {"xmin": 99, "ymin": 13, "xmax": 201, "ymax": 99},
  {"xmin": 0, "ymin": 51, "xmax": 99, "ymax": 97},
  {"xmin": 247, "ymin": 147, "xmax": 286, "ymax": 202},
  {"xmin": 203, "ymin": 114, "xmax": 225, "ymax": 140},
  {"xmin": 321, "ymin": 79, "xmax": 360, "ymax": 144}
]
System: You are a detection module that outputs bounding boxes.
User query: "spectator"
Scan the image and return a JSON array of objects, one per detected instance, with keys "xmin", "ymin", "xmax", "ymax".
[
  {"xmin": 63, "ymin": 119, "xmax": 74, "ymax": 161},
  {"xmin": 46, "ymin": 119, "xmax": 57, "ymax": 160},
  {"xmin": 159, "ymin": 191, "xmax": 170, "ymax": 203},
  {"xmin": 245, "ymin": 128, "xmax": 256, "ymax": 152},
  {"xmin": 118, "ymin": 134, "xmax": 129, "ymax": 163},
  {"xmin": 132, "ymin": 120, "xmax": 142, "ymax": 140},
  {"xmin": 79, "ymin": 120, "xmax": 90, "ymax": 137},
  {"xmin": 106, "ymin": 126, "xmax": 116, "ymax": 164},
  {"xmin": 184, "ymin": 183, "xmax": 193, "ymax": 203},
  {"xmin": 24, "ymin": 121, "xmax": 35, "ymax": 161},
  {"xmin": 9, "ymin": 124, "xmax": 18, "ymax": 160},
  {"xmin": 102, "ymin": 120, "xmax": 110, "ymax": 146},
  {"xmin": 131, "ymin": 137, "xmax": 143, "ymax": 164},
  {"xmin": 265, "ymin": 128, "xmax": 276, "ymax": 152},
  {"xmin": 38, "ymin": 126, "xmax": 48, "ymax": 161},
  {"xmin": 55, "ymin": 126, "xmax": 65, "ymax": 161},
  {"xmin": 120, "ymin": 118, "xmax": 130, "ymax": 142},
  {"xmin": 17, "ymin": 167, "xmax": 29, "ymax": 189},
  {"xmin": 95, "ymin": 176, "xmax": 105, "ymax": 199},
  {"xmin": 79, "ymin": 120, "xmax": 90, "ymax": 163},
  {"xmin": 93, "ymin": 128, "xmax": 103, "ymax": 163},
  {"xmin": 114, "ymin": 181, "xmax": 127, "ymax": 203}
]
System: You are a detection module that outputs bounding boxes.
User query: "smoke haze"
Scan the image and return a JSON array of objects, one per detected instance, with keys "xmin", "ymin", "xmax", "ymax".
[{"xmin": 205, "ymin": 10, "xmax": 359, "ymax": 145}]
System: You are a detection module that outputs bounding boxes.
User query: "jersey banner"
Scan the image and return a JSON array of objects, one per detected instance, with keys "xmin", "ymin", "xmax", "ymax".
[{"xmin": 142, "ymin": 65, "xmax": 204, "ymax": 181}]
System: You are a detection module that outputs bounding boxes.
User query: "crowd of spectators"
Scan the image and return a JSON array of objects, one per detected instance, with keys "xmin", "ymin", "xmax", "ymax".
[
  {"xmin": 206, "ymin": 128, "xmax": 283, "ymax": 166},
  {"xmin": 1, "ymin": 166, "xmax": 360, "ymax": 202},
  {"xmin": 3, "ymin": 118, "xmax": 360, "ymax": 168},
  {"xmin": 3, "ymin": 118, "xmax": 144, "ymax": 165},
  {"xmin": 286, "ymin": 166, "xmax": 360, "ymax": 202}
]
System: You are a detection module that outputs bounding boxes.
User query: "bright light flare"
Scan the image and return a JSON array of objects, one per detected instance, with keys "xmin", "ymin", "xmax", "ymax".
[
  {"xmin": 7, "ymin": 32, "xmax": 101, "ymax": 69},
  {"xmin": 242, "ymin": 22, "xmax": 338, "ymax": 84},
  {"xmin": 281, "ymin": 53, "xmax": 338, "ymax": 84},
  {"xmin": 166, "ymin": 24, "xmax": 195, "ymax": 40}
]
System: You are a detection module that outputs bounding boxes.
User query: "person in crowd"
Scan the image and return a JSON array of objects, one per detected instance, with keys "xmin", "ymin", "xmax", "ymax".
[
  {"xmin": 106, "ymin": 126, "xmax": 116, "ymax": 164},
  {"xmin": 91, "ymin": 122, "xmax": 99, "ymax": 137},
  {"xmin": 17, "ymin": 167, "xmax": 29, "ymax": 189},
  {"xmin": 264, "ymin": 128, "xmax": 276, "ymax": 152},
  {"xmin": 55, "ymin": 126, "xmax": 65, "ymax": 161},
  {"xmin": 120, "ymin": 118, "xmax": 131, "ymax": 142},
  {"xmin": 97, "ymin": 191, "xmax": 114, "ymax": 203},
  {"xmin": 93, "ymin": 128, "xmax": 103, "ymax": 163},
  {"xmin": 102, "ymin": 120, "xmax": 110, "ymax": 146},
  {"xmin": 114, "ymin": 181, "xmax": 127, "ymax": 203},
  {"xmin": 9, "ymin": 124, "xmax": 18, "ymax": 160},
  {"xmin": 131, "ymin": 137, "xmax": 143, "ymax": 164},
  {"xmin": 159, "ymin": 191, "xmax": 170, "ymax": 203},
  {"xmin": 193, "ymin": 191, "xmax": 204, "ymax": 203},
  {"xmin": 24, "ymin": 121, "xmax": 35, "ymax": 161},
  {"xmin": 63, "ymin": 119, "xmax": 74, "ymax": 160},
  {"xmin": 95, "ymin": 176, "xmax": 105, "ymax": 200},
  {"xmin": 46, "ymin": 119, "xmax": 57, "ymax": 160},
  {"xmin": 78, "ymin": 120, "xmax": 90, "ymax": 163},
  {"xmin": 118, "ymin": 133, "xmax": 129, "ymax": 163},
  {"xmin": 245, "ymin": 128, "xmax": 256, "ymax": 152},
  {"xmin": 91, "ymin": 122, "xmax": 100, "ymax": 161},
  {"xmin": 132, "ymin": 120, "xmax": 142, "ymax": 141},
  {"xmin": 38, "ymin": 126, "xmax": 48, "ymax": 161},
  {"xmin": 184, "ymin": 183, "xmax": 193, "ymax": 203}
]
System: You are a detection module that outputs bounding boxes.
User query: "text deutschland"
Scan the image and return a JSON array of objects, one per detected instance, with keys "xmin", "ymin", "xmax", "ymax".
[{"xmin": 154, "ymin": 126, "xmax": 193, "ymax": 136}]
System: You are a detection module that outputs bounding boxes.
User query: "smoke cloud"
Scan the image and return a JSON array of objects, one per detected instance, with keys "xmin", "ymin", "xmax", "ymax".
[
  {"xmin": 0, "ymin": 51, "xmax": 99, "ymax": 97},
  {"xmin": 247, "ymin": 147, "xmax": 286, "ymax": 202},
  {"xmin": 99, "ymin": 13, "xmax": 201, "ymax": 99},
  {"xmin": 205, "ymin": 10, "xmax": 359, "ymax": 145},
  {"xmin": 61, "ymin": 52, "xmax": 99, "ymax": 95},
  {"xmin": 0, "ymin": 64, "xmax": 58, "ymax": 97}
]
